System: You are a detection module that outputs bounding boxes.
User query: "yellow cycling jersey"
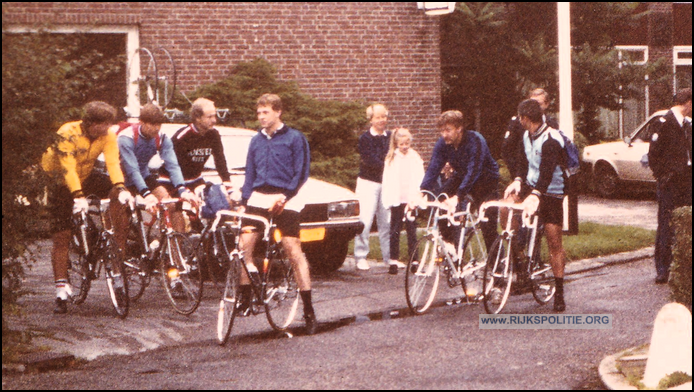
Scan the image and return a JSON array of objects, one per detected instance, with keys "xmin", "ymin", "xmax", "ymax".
[{"xmin": 41, "ymin": 120, "xmax": 124, "ymax": 195}]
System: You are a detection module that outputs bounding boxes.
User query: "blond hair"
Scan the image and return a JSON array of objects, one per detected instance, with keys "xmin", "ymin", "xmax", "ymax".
[
  {"xmin": 385, "ymin": 127, "xmax": 412, "ymax": 164},
  {"xmin": 366, "ymin": 103, "xmax": 388, "ymax": 120}
]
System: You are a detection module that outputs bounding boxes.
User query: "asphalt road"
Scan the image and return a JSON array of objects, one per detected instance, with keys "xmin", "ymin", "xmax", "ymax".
[
  {"xmin": 2, "ymin": 193, "xmax": 662, "ymax": 389},
  {"xmin": 3, "ymin": 257, "xmax": 669, "ymax": 389}
]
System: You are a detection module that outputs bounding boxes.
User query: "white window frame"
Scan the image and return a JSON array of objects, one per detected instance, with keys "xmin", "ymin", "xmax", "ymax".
[
  {"xmin": 3, "ymin": 24, "xmax": 140, "ymax": 117},
  {"xmin": 673, "ymin": 46, "xmax": 693, "ymax": 92},
  {"xmin": 615, "ymin": 45, "xmax": 649, "ymax": 139}
]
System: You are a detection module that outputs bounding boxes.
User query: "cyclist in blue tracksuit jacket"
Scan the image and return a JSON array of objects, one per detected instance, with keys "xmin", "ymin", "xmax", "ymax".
[
  {"xmin": 419, "ymin": 110, "xmax": 500, "ymax": 250},
  {"xmin": 238, "ymin": 93, "xmax": 317, "ymax": 335}
]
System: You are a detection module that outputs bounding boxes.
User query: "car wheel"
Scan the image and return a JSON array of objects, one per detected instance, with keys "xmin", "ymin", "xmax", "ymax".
[
  {"xmin": 303, "ymin": 239, "xmax": 349, "ymax": 274},
  {"xmin": 595, "ymin": 164, "xmax": 619, "ymax": 198}
]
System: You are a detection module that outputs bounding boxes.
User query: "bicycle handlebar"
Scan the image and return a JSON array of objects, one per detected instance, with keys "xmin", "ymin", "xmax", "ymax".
[
  {"xmin": 405, "ymin": 190, "xmax": 472, "ymax": 226},
  {"xmin": 478, "ymin": 200, "xmax": 537, "ymax": 228},
  {"xmin": 210, "ymin": 210, "xmax": 273, "ymax": 240}
]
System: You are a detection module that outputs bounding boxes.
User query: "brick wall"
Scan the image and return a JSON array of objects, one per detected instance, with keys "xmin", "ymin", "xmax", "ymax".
[{"xmin": 3, "ymin": 2, "xmax": 443, "ymax": 162}]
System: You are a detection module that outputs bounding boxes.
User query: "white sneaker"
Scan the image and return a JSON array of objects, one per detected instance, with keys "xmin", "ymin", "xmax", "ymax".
[
  {"xmin": 356, "ymin": 259, "xmax": 370, "ymax": 271},
  {"xmin": 389, "ymin": 260, "xmax": 407, "ymax": 269}
]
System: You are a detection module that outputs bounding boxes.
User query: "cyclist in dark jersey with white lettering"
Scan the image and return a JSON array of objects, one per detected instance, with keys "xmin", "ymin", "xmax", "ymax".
[{"xmin": 159, "ymin": 98, "xmax": 233, "ymax": 195}]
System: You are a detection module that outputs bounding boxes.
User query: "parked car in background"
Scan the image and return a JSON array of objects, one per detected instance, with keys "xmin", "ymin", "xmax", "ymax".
[
  {"xmin": 582, "ymin": 110, "xmax": 667, "ymax": 198},
  {"xmin": 148, "ymin": 124, "xmax": 363, "ymax": 273}
]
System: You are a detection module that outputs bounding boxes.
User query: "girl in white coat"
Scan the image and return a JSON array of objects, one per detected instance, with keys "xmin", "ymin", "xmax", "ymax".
[{"xmin": 382, "ymin": 128, "xmax": 425, "ymax": 274}]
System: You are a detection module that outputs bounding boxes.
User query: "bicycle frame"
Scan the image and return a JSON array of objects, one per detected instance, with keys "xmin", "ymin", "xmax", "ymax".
[
  {"xmin": 413, "ymin": 191, "xmax": 486, "ymax": 282},
  {"xmin": 479, "ymin": 200, "xmax": 540, "ymax": 269}
]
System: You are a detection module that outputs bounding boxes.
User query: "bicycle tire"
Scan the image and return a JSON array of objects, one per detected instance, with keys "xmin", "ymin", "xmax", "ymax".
[
  {"xmin": 122, "ymin": 218, "xmax": 151, "ymax": 302},
  {"xmin": 67, "ymin": 232, "xmax": 92, "ymax": 305},
  {"xmin": 264, "ymin": 248, "xmax": 300, "ymax": 331},
  {"xmin": 405, "ymin": 236, "xmax": 441, "ymax": 314},
  {"xmin": 127, "ymin": 47, "xmax": 158, "ymax": 107},
  {"xmin": 160, "ymin": 233, "xmax": 203, "ymax": 315},
  {"xmin": 205, "ymin": 229, "xmax": 233, "ymax": 295},
  {"xmin": 459, "ymin": 228, "xmax": 487, "ymax": 300},
  {"xmin": 529, "ymin": 228, "xmax": 556, "ymax": 304},
  {"xmin": 217, "ymin": 254, "xmax": 241, "ymax": 345},
  {"xmin": 104, "ymin": 237, "xmax": 129, "ymax": 319},
  {"xmin": 153, "ymin": 47, "xmax": 177, "ymax": 109},
  {"xmin": 482, "ymin": 237, "xmax": 513, "ymax": 314}
]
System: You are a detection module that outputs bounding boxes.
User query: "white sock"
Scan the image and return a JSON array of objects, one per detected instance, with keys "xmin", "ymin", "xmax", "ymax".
[{"xmin": 55, "ymin": 280, "xmax": 72, "ymax": 300}]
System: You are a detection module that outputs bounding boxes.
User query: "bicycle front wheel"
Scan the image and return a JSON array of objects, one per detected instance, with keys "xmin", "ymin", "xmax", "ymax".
[
  {"xmin": 161, "ymin": 233, "xmax": 203, "ymax": 315},
  {"xmin": 459, "ymin": 228, "xmax": 487, "ymax": 300},
  {"xmin": 405, "ymin": 237, "xmax": 441, "ymax": 314},
  {"xmin": 67, "ymin": 233, "xmax": 92, "ymax": 305},
  {"xmin": 264, "ymin": 251, "xmax": 300, "ymax": 332},
  {"xmin": 104, "ymin": 238, "xmax": 129, "ymax": 319},
  {"xmin": 217, "ymin": 255, "xmax": 241, "ymax": 345},
  {"xmin": 529, "ymin": 232, "xmax": 555, "ymax": 304},
  {"xmin": 482, "ymin": 237, "xmax": 513, "ymax": 314}
]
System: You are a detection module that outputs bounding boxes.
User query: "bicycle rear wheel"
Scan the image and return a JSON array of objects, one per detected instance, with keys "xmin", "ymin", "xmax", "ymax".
[
  {"xmin": 529, "ymin": 231, "xmax": 555, "ymax": 304},
  {"xmin": 405, "ymin": 237, "xmax": 441, "ymax": 314},
  {"xmin": 67, "ymin": 233, "xmax": 92, "ymax": 304},
  {"xmin": 217, "ymin": 255, "xmax": 241, "ymax": 345},
  {"xmin": 104, "ymin": 238, "xmax": 129, "ymax": 319},
  {"xmin": 264, "ymin": 250, "xmax": 300, "ymax": 331},
  {"xmin": 482, "ymin": 237, "xmax": 513, "ymax": 314},
  {"xmin": 161, "ymin": 233, "xmax": 203, "ymax": 315}
]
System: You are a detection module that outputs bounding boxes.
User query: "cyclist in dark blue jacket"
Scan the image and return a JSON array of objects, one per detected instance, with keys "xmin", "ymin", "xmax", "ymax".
[
  {"xmin": 238, "ymin": 94, "xmax": 317, "ymax": 335},
  {"xmin": 419, "ymin": 110, "xmax": 500, "ymax": 250}
]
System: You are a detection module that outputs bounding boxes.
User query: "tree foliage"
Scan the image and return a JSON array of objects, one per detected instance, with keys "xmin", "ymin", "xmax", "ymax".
[
  {"xmin": 171, "ymin": 58, "xmax": 367, "ymax": 190},
  {"xmin": 442, "ymin": 2, "xmax": 668, "ymax": 150},
  {"xmin": 2, "ymin": 32, "xmax": 123, "ymax": 304}
]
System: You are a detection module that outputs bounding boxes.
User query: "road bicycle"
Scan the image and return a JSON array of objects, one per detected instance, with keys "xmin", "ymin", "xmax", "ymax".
[
  {"xmin": 479, "ymin": 201, "xmax": 556, "ymax": 314},
  {"xmin": 67, "ymin": 196, "xmax": 129, "ymax": 318},
  {"xmin": 215, "ymin": 210, "xmax": 300, "ymax": 346},
  {"xmin": 122, "ymin": 197, "xmax": 203, "ymax": 315},
  {"xmin": 405, "ymin": 191, "xmax": 488, "ymax": 314}
]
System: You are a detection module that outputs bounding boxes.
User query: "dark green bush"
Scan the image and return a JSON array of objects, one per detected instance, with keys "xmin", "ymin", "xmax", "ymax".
[
  {"xmin": 670, "ymin": 206, "xmax": 692, "ymax": 308},
  {"xmin": 171, "ymin": 58, "xmax": 367, "ymax": 190}
]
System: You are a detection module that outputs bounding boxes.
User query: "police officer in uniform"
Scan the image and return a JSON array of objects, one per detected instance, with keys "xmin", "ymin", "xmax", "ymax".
[{"xmin": 648, "ymin": 87, "xmax": 692, "ymax": 284}]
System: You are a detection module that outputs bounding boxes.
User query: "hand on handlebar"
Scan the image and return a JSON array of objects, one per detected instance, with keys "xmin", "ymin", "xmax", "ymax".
[
  {"xmin": 142, "ymin": 193, "xmax": 159, "ymax": 214},
  {"xmin": 72, "ymin": 197, "xmax": 89, "ymax": 215},
  {"xmin": 180, "ymin": 189, "xmax": 200, "ymax": 208},
  {"xmin": 521, "ymin": 194, "xmax": 540, "ymax": 220},
  {"xmin": 118, "ymin": 189, "xmax": 134, "ymax": 206},
  {"xmin": 504, "ymin": 179, "xmax": 521, "ymax": 199}
]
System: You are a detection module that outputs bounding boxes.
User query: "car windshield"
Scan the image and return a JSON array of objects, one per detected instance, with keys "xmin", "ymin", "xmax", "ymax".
[{"xmin": 631, "ymin": 115, "xmax": 663, "ymax": 143}]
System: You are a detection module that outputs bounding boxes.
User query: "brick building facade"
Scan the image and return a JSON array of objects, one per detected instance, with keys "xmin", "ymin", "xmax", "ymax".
[{"xmin": 3, "ymin": 2, "xmax": 443, "ymax": 160}]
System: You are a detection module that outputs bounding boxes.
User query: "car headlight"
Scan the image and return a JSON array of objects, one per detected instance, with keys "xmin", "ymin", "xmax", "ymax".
[{"xmin": 327, "ymin": 201, "xmax": 360, "ymax": 220}]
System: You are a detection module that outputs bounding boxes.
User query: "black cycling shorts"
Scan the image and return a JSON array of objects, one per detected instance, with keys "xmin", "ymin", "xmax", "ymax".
[{"xmin": 243, "ymin": 205, "xmax": 301, "ymax": 239}]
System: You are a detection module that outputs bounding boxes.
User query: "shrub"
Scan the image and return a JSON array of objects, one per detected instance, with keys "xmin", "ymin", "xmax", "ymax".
[
  {"xmin": 670, "ymin": 206, "xmax": 692, "ymax": 308},
  {"xmin": 171, "ymin": 58, "xmax": 367, "ymax": 190}
]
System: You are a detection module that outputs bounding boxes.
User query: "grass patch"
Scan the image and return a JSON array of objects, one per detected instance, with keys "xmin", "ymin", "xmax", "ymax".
[{"xmin": 350, "ymin": 222, "xmax": 656, "ymax": 263}]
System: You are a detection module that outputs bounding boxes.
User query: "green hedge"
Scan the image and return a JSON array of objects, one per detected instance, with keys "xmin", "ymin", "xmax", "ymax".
[{"xmin": 670, "ymin": 206, "xmax": 692, "ymax": 308}]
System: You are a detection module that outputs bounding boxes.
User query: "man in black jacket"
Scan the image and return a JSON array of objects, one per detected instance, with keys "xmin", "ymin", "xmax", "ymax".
[
  {"xmin": 502, "ymin": 88, "xmax": 559, "ymax": 183},
  {"xmin": 648, "ymin": 88, "xmax": 692, "ymax": 284}
]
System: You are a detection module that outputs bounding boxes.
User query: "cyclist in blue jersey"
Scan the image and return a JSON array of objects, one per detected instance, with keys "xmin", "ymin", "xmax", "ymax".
[{"xmin": 504, "ymin": 99, "xmax": 567, "ymax": 312}]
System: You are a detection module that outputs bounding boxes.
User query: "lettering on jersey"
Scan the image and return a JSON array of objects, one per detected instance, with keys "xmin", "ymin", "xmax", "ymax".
[{"xmin": 189, "ymin": 147, "xmax": 212, "ymax": 163}]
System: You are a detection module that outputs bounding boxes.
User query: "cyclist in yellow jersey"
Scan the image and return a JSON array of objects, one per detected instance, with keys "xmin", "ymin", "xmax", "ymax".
[{"xmin": 42, "ymin": 101, "xmax": 134, "ymax": 314}]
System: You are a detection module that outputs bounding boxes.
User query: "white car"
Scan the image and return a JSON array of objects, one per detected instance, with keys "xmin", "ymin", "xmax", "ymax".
[
  {"xmin": 148, "ymin": 124, "xmax": 363, "ymax": 273},
  {"xmin": 582, "ymin": 110, "xmax": 667, "ymax": 198}
]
